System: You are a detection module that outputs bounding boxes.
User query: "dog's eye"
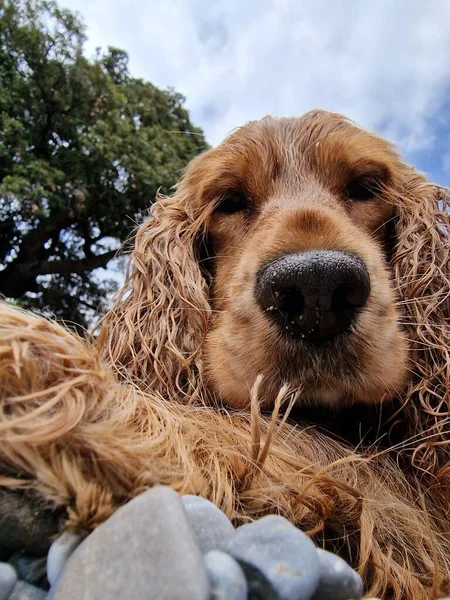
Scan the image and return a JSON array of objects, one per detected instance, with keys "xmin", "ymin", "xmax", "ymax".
[
  {"xmin": 215, "ymin": 192, "xmax": 249, "ymax": 214},
  {"xmin": 346, "ymin": 176, "xmax": 382, "ymax": 201}
]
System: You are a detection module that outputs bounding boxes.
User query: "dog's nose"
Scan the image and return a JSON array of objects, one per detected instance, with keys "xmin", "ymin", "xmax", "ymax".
[{"xmin": 255, "ymin": 251, "xmax": 370, "ymax": 341}]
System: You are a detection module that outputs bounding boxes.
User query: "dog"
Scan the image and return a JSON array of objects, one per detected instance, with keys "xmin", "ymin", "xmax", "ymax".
[{"xmin": 1, "ymin": 110, "xmax": 449, "ymax": 598}]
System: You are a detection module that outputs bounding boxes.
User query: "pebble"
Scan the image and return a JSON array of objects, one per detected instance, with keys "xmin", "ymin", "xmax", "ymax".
[
  {"xmin": 182, "ymin": 495, "xmax": 235, "ymax": 554},
  {"xmin": 8, "ymin": 555, "xmax": 47, "ymax": 590},
  {"xmin": 204, "ymin": 550, "xmax": 247, "ymax": 600},
  {"xmin": 46, "ymin": 532, "xmax": 83, "ymax": 587},
  {"xmin": 1, "ymin": 487, "xmax": 427, "ymax": 600},
  {"xmin": 0, "ymin": 489, "xmax": 62, "ymax": 556},
  {"xmin": 9, "ymin": 581, "xmax": 47, "ymax": 600},
  {"xmin": 310, "ymin": 549, "xmax": 363, "ymax": 599},
  {"xmin": 225, "ymin": 515, "xmax": 320, "ymax": 600},
  {"xmin": 0, "ymin": 563, "xmax": 17, "ymax": 600},
  {"xmin": 52, "ymin": 486, "xmax": 210, "ymax": 600}
]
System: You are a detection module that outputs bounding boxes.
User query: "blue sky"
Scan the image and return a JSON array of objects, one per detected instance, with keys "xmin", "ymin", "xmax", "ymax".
[{"xmin": 61, "ymin": 0, "xmax": 450, "ymax": 187}]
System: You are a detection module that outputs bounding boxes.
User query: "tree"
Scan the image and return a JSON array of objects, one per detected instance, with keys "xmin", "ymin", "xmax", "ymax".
[{"xmin": 0, "ymin": 0, "xmax": 207, "ymax": 329}]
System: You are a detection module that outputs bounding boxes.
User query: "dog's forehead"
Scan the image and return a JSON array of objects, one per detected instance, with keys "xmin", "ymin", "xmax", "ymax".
[
  {"xmin": 225, "ymin": 110, "xmax": 362, "ymax": 148},
  {"xmin": 181, "ymin": 110, "xmax": 402, "ymax": 203},
  {"xmin": 221, "ymin": 111, "xmax": 390, "ymax": 162},
  {"xmin": 216, "ymin": 110, "xmax": 397, "ymax": 180}
]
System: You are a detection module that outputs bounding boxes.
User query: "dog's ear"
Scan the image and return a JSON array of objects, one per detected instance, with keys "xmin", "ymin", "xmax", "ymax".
[
  {"xmin": 381, "ymin": 211, "xmax": 398, "ymax": 264},
  {"xmin": 98, "ymin": 188, "xmax": 213, "ymax": 403},
  {"xmin": 390, "ymin": 176, "xmax": 450, "ymax": 475}
]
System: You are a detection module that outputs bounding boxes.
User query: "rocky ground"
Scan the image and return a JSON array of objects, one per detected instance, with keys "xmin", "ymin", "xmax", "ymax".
[{"xmin": 0, "ymin": 486, "xmax": 447, "ymax": 600}]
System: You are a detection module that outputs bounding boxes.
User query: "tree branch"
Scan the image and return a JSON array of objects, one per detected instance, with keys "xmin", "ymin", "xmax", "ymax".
[
  {"xmin": 15, "ymin": 211, "xmax": 75, "ymax": 263},
  {"xmin": 0, "ymin": 249, "xmax": 118, "ymax": 298},
  {"xmin": 37, "ymin": 249, "xmax": 119, "ymax": 276}
]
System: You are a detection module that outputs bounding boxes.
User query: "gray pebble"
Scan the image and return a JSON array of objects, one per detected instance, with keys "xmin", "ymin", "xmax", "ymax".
[
  {"xmin": 9, "ymin": 581, "xmax": 47, "ymax": 600},
  {"xmin": 46, "ymin": 585, "xmax": 57, "ymax": 600},
  {"xmin": 52, "ymin": 486, "xmax": 210, "ymax": 600},
  {"xmin": 205, "ymin": 550, "xmax": 247, "ymax": 600},
  {"xmin": 0, "ymin": 489, "xmax": 62, "ymax": 556},
  {"xmin": 225, "ymin": 515, "xmax": 320, "ymax": 600},
  {"xmin": 46, "ymin": 532, "xmax": 83, "ymax": 587},
  {"xmin": 311, "ymin": 549, "xmax": 363, "ymax": 599},
  {"xmin": 8, "ymin": 555, "xmax": 47, "ymax": 590},
  {"xmin": 182, "ymin": 495, "xmax": 235, "ymax": 554},
  {"xmin": 0, "ymin": 563, "xmax": 17, "ymax": 600}
]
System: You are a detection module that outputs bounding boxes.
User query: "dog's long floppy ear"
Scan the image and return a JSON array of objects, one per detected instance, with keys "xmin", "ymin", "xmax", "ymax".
[
  {"xmin": 390, "ymin": 174, "xmax": 450, "ymax": 478},
  {"xmin": 98, "ymin": 178, "xmax": 213, "ymax": 403}
]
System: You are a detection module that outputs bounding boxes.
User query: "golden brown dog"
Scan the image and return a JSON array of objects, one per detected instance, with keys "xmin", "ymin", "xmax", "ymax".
[{"xmin": 1, "ymin": 110, "xmax": 449, "ymax": 599}]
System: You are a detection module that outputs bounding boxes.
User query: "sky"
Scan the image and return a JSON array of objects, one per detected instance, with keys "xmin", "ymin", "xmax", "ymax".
[{"xmin": 60, "ymin": 0, "xmax": 450, "ymax": 187}]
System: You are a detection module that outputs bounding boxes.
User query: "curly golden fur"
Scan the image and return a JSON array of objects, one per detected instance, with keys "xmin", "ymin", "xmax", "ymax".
[{"xmin": 0, "ymin": 110, "xmax": 449, "ymax": 599}]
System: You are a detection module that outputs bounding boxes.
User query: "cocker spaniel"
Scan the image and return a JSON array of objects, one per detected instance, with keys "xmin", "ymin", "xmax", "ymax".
[{"xmin": 1, "ymin": 110, "xmax": 449, "ymax": 599}]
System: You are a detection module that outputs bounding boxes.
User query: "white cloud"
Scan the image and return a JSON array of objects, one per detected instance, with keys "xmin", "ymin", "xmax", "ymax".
[{"xmin": 61, "ymin": 0, "xmax": 450, "ymax": 153}]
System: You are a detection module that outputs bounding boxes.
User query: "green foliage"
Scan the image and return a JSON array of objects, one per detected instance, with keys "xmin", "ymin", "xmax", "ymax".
[{"xmin": 0, "ymin": 0, "xmax": 207, "ymax": 329}]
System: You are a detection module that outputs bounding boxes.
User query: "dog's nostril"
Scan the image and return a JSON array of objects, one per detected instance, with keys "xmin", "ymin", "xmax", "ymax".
[
  {"xmin": 255, "ymin": 251, "xmax": 370, "ymax": 341},
  {"xmin": 273, "ymin": 288, "xmax": 305, "ymax": 323},
  {"xmin": 332, "ymin": 281, "xmax": 369, "ymax": 313}
]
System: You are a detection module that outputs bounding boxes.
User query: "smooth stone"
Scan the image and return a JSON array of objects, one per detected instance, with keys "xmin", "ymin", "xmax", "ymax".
[
  {"xmin": 9, "ymin": 581, "xmax": 46, "ymax": 600},
  {"xmin": 311, "ymin": 549, "xmax": 363, "ymax": 599},
  {"xmin": 0, "ymin": 489, "xmax": 63, "ymax": 556},
  {"xmin": 225, "ymin": 515, "xmax": 320, "ymax": 600},
  {"xmin": 311, "ymin": 549, "xmax": 363, "ymax": 600},
  {"xmin": 205, "ymin": 550, "xmax": 247, "ymax": 600},
  {"xmin": 47, "ymin": 532, "xmax": 83, "ymax": 587},
  {"xmin": 0, "ymin": 563, "xmax": 17, "ymax": 600},
  {"xmin": 8, "ymin": 555, "xmax": 48, "ymax": 590},
  {"xmin": 53, "ymin": 486, "xmax": 211, "ymax": 600},
  {"xmin": 182, "ymin": 495, "xmax": 235, "ymax": 554}
]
